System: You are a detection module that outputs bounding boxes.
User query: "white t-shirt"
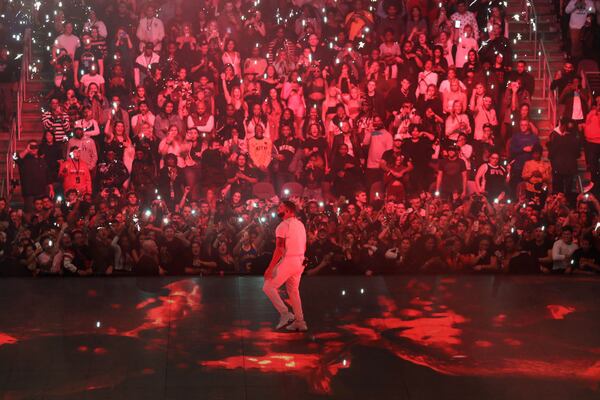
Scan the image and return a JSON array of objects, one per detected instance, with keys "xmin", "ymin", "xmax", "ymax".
[
  {"xmin": 552, "ymin": 239, "xmax": 578, "ymax": 270},
  {"xmin": 55, "ymin": 34, "xmax": 80, "ymax": 59},
  {"xmin": 572, "ymin": 92, "xmax": 584, "ymax": 121},
  {"xmin": 275, "ymin": 217, "xmax": 306, "ymax": 258},
  {"xmin": 80, "ymin": 73, "xmax": 105, "ymax": 92}
]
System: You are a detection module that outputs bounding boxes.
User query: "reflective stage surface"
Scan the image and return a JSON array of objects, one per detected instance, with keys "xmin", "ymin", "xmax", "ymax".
[{"xmin": 0, "ymin": 276, "xmax": 599, "ymax": 399}]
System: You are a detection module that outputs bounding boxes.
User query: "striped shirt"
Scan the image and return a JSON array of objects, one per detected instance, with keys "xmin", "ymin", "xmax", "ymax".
[{"xmin": 42, "ymin": 111, "xmax": 71, "ymax": 142}]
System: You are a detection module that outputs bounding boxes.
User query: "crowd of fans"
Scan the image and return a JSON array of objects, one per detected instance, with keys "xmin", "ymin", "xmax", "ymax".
[{"xmin": 2, "ymin": 0, "xmax": 600, "ymax": 277}]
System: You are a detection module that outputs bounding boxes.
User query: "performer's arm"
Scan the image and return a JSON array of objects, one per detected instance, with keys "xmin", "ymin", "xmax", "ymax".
[{"xmin": 264, "ymin": 237, "xmax": 285, "ymax": 279}]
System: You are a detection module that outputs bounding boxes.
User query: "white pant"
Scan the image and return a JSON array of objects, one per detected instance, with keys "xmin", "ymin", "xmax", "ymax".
[{"xmin": 262, "ymin": 257, "xmax": 305, "ymax": 322}]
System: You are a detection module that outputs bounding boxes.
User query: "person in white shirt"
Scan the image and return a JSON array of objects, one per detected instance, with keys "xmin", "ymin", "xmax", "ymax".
[
  {"xmin": 53, "ymin": 22, "xmax": 80, "ymax": 60},
  {"xmin": 136, "ymin": 4, "xmax": 165, "ymax": 52},
  {"xmin": 75, "ymin": 107, "xmax": 100, "ymax": 138},
  {"xmin": 79, "ymin": 64, "xmax": 105, "ymax": 95},
  {"xmin": 68, "ymin": 124, "xmax": 98, "ymax": 170},
  {"xmin": 134, "ymin": 43, "xmax": 161, "ymax": 87},
  {"xmin": 83, "ymin": 10, "xmax": 107, "ymax": 38},
  {"xmin": 552, "ymin": 226, "xmax": 579, "ymax": 271},
  {"xmin": 454, "ymin": 24, "xmax": 478, "ymax": 68},
  {"xmin": 473, "ymin": 95, "xmax": 498, "ymax": 140},
  {"xmin": 450, "ymin": 1, "xmax": 479, "ymax": 42},
  {"xmin": 363, "ymin": 115, "xmax": 393, "ymax": 189},
  {"xmin": 187, "ymin": 102, "xmax": 214, "ymax": 136},
  {"xmin": 565, "ymin": 0, "xmax": 596, "ymax": 58},
  {"xmin": 263, "ymin": 201, "xmax": 308, "ymax": 332},
  {"xmin": 415, "ymin": 60, "xmax": 438, "ymax": 97},
  {"xmin": 456, "ymin": 133, "xmax": 473, "ymax": 171},
  {"xmin": 438, "ymin": 68, "xmax": 467, "ymax": 96},
  {"xmin": 445, "ymin": 100, "xmax": 472, "ymax": 141},
  {"xmin": 379, "ymin": 29, "xmax": 401, "ymax": 78}
]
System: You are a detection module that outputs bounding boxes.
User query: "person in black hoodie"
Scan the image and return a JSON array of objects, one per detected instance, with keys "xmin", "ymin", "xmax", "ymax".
[
  {"xmin": 402, "ymin": 125, "xmax": 434, "ymax": 194},
  {"xmin": 38, "ymin": 130, "xmax": 64, "ymax": 186},
  {"xmin": 200, "ymin": 139, "xmax": 227, "ymax": 190},
  {"xmin": 550, "ymin": 62, "xmax": 576, "ymax": 95},
  {"xmin": 158, "ymin": 225, "xmax": 190, "ymax": 275},
  {"xmin": 559, "ymin": 77, "xmax": 591, "ymax": 127},
  {"xmin": 15, "ymin": 140, "xmax": 54, "ymax": 213},
  {"xmin": 158, "ymin": 153, "xmax": 185, "ymax": 211},
  {"xmin": 547, "ymin": 118, "xmax": 580, "ymax": 202},
  {"xmin": 96, "ymin": 149, "xmax": 129, "ymax": 192},
  {"xmin": 273, "ymin": 124, "xmax": 300, "ymax": 192},
  {"xmin": 130, "ymin": 148, "xmax": 156, "ymax": 204},
  {"xmin": 330, "ymin": 143, "xmax": 363, "ymax": 199},
  {"xmin": 135, "ymin": 239, "xmax": 161, "ymax": 275}
]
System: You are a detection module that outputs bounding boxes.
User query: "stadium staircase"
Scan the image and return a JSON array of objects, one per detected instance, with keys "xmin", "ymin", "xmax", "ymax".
[
  {"xmin": 507, "ymin": 0, "xmax": 560, "ymax": 144},
  {"xmin": 507, "ymin": 0, "xmax": 591, "ymax": 177},
  {"xmin": 0, "ymin": 3, "xmax": 588, "ymax": 200},
  {"xmin": 1, "ymin": 28, "xmax": 50, "ymax": 203}
]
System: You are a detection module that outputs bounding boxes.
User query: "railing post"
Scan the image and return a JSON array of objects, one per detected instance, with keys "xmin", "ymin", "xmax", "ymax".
[{"xmin": 542, "ymin": 68, "xmax": 545, "ymax": 99}]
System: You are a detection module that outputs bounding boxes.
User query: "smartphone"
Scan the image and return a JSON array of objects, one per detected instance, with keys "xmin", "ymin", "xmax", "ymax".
[{"xmin": 454, "ymin": 20, "xmax": 461, "ymax": 29}]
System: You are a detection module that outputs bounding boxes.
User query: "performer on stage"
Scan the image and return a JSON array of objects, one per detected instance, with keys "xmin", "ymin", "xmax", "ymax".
[{"xmin": 263, "ymin": 200, "xmax": 308, "ymax": 332}]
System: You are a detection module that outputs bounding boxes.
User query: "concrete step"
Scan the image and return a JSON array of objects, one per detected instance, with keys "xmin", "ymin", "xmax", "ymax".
[
  {"xmin": 506, "ymin": 3, "xmax": 555, "ymax": 15},
  {"xmin": 536, "ymin": 122, "xmax": 554, "ymax": 131},
  {"xmin": 513, "ymin": 40, "xmax": 562, "ymax": 53},
  {"xmin": 22, "ymin": 115, "xmax": 41, "ymax": 123},
  {"xmin": 539, "ymin": 31, "xmax": 562, "ymax": 42},
  {"xmin": 508, "ymin": 21, "xmax": 555, "ymax": 36}
]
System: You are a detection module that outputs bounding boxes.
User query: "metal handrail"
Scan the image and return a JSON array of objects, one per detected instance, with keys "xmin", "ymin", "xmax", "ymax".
[
  {"xmin": 581, "ymin": 71, "xmax": 600, "ymax": 94},
  {"xmin": 3, "ymin": 28, "xmax": 32, "ymax": 200},
  {"xmin": 524, "ymin": 0, "xmax": 557, "ymax": 125},
  {"xmin": 18, "ymin": 28, "xmax": 32, "ymax": 139},
  {"xmin": 4, "ymin": 117, "xmax": 18, "ymax": 199},
  {"xmin": 539, "ymin": 40, "xmax": 557, "ymax": 125}
]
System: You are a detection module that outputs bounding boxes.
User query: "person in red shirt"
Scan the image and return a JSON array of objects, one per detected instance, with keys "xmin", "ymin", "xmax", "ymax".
[{"xmin": 59, "ymin": 146, "xmax": 93, "ymax": 196}]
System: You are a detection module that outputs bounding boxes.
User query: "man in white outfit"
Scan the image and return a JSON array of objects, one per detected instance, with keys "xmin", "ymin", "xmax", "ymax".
[
  {"xmin": 136, "ymin": 4, "xmax": 165, "ymax": 53},
  {"xmin": 263, "ymin": 200, "xmax": 308, "ymax": 331}
]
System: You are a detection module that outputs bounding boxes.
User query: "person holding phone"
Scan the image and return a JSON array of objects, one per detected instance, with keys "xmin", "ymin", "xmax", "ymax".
[
  {"xmin": 15, "ymin": 140, "xmax": 54, "ymax": 213},
  {"xmin": 450, "ymin": 1, "xmax": 479, "ymax": 43},
  {"xmin": 565, "ymin": 0, "xmax": 596, "ymax": 59}
]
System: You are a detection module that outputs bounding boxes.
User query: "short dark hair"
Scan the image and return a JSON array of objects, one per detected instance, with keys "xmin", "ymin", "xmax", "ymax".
[{"xmin": 282, "ymin": 200, "xmax": 296, "ymax": 213}]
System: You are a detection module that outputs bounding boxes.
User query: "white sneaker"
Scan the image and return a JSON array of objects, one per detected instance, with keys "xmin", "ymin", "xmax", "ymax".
[
  {"xmin": 276, "ymin": 312, "xmax": 295, "ymax": 329},
  {"xmin": 286, "ymin": 320, "xmax": 308, "ymax": 332}
]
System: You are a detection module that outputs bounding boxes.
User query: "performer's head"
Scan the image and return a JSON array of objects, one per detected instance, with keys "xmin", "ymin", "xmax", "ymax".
[{"xmin": 278, "ymin": 200, "xmax": 296, "ymax": 219}]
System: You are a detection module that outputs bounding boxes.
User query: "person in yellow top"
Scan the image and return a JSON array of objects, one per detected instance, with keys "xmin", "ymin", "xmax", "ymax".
[
  {"xmin": 521, "ymin": 144, "xmax": 552, "ymax": 197},
  {"xmin": 344, "ymin": 0, "xmax": 374, "ymax": 41}
]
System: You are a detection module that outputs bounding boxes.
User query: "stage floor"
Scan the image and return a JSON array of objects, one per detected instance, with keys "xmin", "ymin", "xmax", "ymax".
[{"xmin": 0, "ymin": 276, "xmax": 599, "ymax": 400}]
